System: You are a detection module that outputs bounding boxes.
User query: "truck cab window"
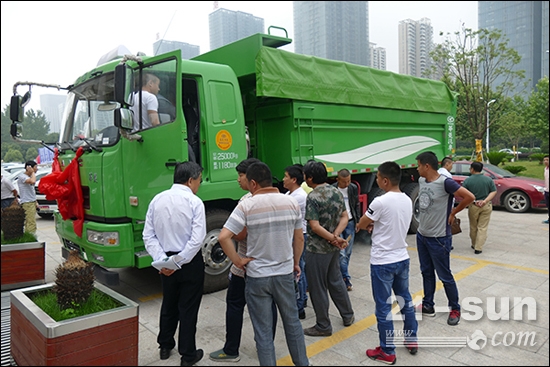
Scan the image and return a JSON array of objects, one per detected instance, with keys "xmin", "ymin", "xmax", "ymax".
[{"xmin": 131, "ymin": 60, "xmax": 177, "ymax": 132}]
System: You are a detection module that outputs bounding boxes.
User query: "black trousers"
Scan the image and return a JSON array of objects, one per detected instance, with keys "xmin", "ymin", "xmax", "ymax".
[{"xmin": 157, "ymin": 250, "xmax": 204, "ymax": 360}]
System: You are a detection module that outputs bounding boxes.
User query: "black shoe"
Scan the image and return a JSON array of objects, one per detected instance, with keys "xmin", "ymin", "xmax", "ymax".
[
  {"xmin": 299, "ymin": 309, "xmax": 306, "ymax": 319},
  {"xmin": 475, "ymin": 250, "xmax": 482, "ymax": 254},
  {"xmin": 160, "ymin": 348, "xmax": 172, "ymax": 360},
  {"xmin": 343, "ymin": 315, "xmax": 355, "ymax": 327},
  {"xmin": 181, "ymin": 349, "xmax": 204, "ymax": 366},
  {"xmin": 471, "ymin": 245, "xmax": 475, "ymax": 249}
]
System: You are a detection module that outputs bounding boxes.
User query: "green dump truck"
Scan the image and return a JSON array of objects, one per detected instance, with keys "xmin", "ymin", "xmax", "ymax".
[{"xmin": 9, "ymin": 28, "xmax": 457, "ymax": 293}]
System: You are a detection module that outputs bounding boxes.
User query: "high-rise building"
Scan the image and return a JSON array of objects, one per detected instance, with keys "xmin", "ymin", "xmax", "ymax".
[
  {"xmin": 478, "ymin": 1, "xmax": 549, "ymax": 96},
  {"xmin": 209, "ymin": 8, "xmax": 264, "ymax": 50},
  {"xmin": 153, "ymin": 38, "xmax": 200, "ymax": 59},
  {"xmin": 293, "ymin": 1, "xmax": 370, "ymax": 67},
  {"xmin": 398, "ymin": 18, "xmax": 434, "ymax": 78},
  {"xmin": 369, "ymin": 42, "xmax": 386, "ymax": 70},
  {"xmin": 40, "ymin": 94, "xmax": 66, "ymax": 134}
]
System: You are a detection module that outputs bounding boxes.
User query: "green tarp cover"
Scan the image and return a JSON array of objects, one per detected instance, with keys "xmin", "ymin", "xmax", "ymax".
[{"xmin": 255, "ymin": 47, "xmax": 455, "ymax": 114}]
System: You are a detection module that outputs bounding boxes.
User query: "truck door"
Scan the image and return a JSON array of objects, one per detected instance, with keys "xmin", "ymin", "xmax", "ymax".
[{"xmin": 120, "ymin": 56, "xmax": 186, "ymax": 222}]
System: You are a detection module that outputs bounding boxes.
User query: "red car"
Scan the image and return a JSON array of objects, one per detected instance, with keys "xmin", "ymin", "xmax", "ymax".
[{"xmin": 450, "ymin": 161, "xmax": 546, "ymax": 213}]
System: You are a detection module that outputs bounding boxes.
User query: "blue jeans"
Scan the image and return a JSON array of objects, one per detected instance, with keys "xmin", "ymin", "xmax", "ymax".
[
  {"xmin": 371, "ymin": 259, "xmax": 418, "ymax": 355},
  {"xmin": 339, "ymin": 220, "xmax": 356, "ymax": 280},
  {"xmin": 296, "ymin": 234, "xmax": 308, "ymax": 312},
  {"xmin": 416, "ymin": 233, "xmax": 460, "ymax": 311},
  {"xmin": 245, "ymin": 273, "xmax": 309, "ymax": 366}
]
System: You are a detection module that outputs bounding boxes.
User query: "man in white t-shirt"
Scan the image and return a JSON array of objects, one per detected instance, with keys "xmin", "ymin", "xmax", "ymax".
[
  {"xmin": 437, "ymin": 156, "xmax": 454, "ymax": 179},
  {"xmin": 131, "ymin": 72, "xmax": 161, "ymax": 131},
  {"xmin": 357, "ymin": 161, "xmax": 418, "ymax": 364},
  {"xmin": 283, "ymin": 164, "xmax": 309, "ymax": 319}
]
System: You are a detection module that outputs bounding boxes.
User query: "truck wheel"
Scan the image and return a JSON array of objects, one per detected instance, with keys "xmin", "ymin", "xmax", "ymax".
[
  {"xmin": 403, "ymin": 183, "xmax": 420, "ymax": 234},
  {"xmin": 202, "ymin": 209, "xmax": 234, "ymax": 294},
  {"xmin": 503, "ymin": 191, "xmax": 530, "ymax": 213},
  {"xmin": 367, "ymin": 187, "xmax": 385, "ymax": 207}
]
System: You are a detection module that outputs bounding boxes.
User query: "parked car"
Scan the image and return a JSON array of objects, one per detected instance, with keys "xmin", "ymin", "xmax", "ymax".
[
  {"xmin": 450, "ymin": 161, "xmax": 546, "ymax": 213},
  {"xmin": 10, "ymin": 165, "xmax": 58, "ymax": 219},
  {"xmin": 499, "ymin": 148, "xmax": 523, "ymax": 155}
]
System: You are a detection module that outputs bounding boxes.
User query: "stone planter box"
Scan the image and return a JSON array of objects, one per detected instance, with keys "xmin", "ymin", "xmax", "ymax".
[
  {"xmin": 1, "ymin": 241, "xmax": 45, "ymax": 291},
  {"xmin": 10, "ymin": 281, "xmax": 139, "ymax": 366}
]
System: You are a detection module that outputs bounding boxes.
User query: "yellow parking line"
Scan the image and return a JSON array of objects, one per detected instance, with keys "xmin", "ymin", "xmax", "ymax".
[{"xmin": 277, "ymin": 252, "xmax": 549, "ymax": 366}]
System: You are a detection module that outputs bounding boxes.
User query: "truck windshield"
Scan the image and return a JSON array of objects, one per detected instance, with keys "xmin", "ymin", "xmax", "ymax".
[{"xmin": 59, "ymin": 73, "xmax": 120, "ymax": 149}]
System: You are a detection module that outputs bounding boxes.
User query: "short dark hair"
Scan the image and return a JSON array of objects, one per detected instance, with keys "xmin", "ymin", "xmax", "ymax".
[
  {"xmin": 141, "ymin": 72, "xmax": 159, "ymax": 87},
  {"xmin": 378, "ymin": 161, "xmax": 401, "ymax": 185},
  {"xmin": 303, "ymin": 160, "xmax": 327, "ymax": 184},
  {"xmin": 285, "ymin": 165, "xmax": 304, "ymax": 185},
  {"xmin": 25, "ymin": 160, "xmax": 37, "ymax": 168},
  {"xmin": 416, "ymin": 151, "xmax": 439, "ymax": 171},
  {"xmin": 337, "ymin": 168, "xmax": 351, "ymax": 178},
  {"xmin": 470, "ymin": 161, "xmax": 483, "ymax": 173},
  {"xmin": 246, "ymin": 162, "xmax": 272, "ymax": 188},
  {"xmin": 236, "ymin": 158, "xmax": 261, "ymax": 174},
  {"xmin": 174, "ymin": 161, "xmax": 202, "ymax": 184},
  {"xmin": 441, "ymin": 157, "xmax": 453, "ymax": 167}
]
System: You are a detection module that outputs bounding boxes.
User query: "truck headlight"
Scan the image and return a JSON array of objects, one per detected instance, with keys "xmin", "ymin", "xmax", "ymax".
[{"xmin": 87, "ymin": 230, "xmax": 119, "ymax": 246}]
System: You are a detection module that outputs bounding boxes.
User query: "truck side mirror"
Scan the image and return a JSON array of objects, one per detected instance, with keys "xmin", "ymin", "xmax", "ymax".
[
  {"xmin": 114, "ymin": 63, "xmax": 134, "ymax": 107},
  {"xmin": 10, "ymin": 122, "xmax": 22, "ymax": 139},
  {"xmin": 10, "ymin": 95, "xmax": 24, "ymax": 122},
  {"xmin": 114, "ymin": 107, "xmax": 133, "ymax": 130}
]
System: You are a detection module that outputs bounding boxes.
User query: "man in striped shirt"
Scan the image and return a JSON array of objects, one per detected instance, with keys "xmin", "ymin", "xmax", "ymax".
[{"xmin": 219, "ymin": 162, "xmax": 309, "ymax": 366}]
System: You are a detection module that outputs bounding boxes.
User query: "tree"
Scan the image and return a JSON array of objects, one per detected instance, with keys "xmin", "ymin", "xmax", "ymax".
[
  {"xmin": 525, "ymin": 76, "xmax": 549, "ymax": 147},
  {"xmin": 4, "ymin": 149, "xmax": 24, "ymax": 163},
  {"xmin": 429, "ymin": 27, "xmax": 527, "ymax": 157},
  {"xmin": 25, "ymin": 147, "xmax": 39, "ymax": 162},
  {"xmin": 20, "ymin": 109, "xmax": 51, "ymax": 141}
]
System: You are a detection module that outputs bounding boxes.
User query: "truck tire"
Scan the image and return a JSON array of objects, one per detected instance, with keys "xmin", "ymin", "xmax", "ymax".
[
  {"xmin": 403, "ymin": 182, "xmax": 420, "ymax": 234},
  {"xmin": 202, "ymin": 209, "xmax": 234, "ymax": 294},
  {"xmin": 367, "ymin": 187, "xmax": 385, "ymax": 207}
]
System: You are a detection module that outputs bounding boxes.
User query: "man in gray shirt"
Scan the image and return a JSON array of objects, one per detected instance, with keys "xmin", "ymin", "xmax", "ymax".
[{"xmin": 415, "ymin": 152, "xmax": 474, "ymax": 326}]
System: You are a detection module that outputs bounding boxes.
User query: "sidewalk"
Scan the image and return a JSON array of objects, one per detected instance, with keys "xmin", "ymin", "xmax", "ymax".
[{"xmin": 3, "ymin": 208, "xmax": 549, "ymax": 366}]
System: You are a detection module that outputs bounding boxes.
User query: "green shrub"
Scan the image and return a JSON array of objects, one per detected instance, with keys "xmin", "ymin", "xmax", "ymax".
[
  {"xmin": 486, "ymin": 152, "xmax": 509, "ymax": 166},
  {"xmin": 529, "ymin": 153, "xmax": 547, "ymax": 164},
  {"xmin": 505, "ymin": 165, "xmax": 527, "ymax": 174}
]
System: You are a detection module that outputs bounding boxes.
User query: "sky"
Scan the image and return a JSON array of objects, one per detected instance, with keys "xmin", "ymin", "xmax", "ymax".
[{"xmin": 1, "ymin": 1, "xmax": 478, "ymax": 114}]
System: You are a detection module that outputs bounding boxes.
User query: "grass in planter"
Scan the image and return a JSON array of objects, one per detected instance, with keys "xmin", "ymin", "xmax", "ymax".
[
  {"xmin": 30, "ymin": 288, "xmax": 123, "ymax": 321},
  {"xmin": 0, "ymin": 231, "xmax": 37, "ymax": 244}
]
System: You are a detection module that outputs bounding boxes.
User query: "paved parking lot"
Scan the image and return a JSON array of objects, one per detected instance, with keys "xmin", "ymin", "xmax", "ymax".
[{"xmin": 9, "ymin": 207, "xmax": 549, "ymax": 366}]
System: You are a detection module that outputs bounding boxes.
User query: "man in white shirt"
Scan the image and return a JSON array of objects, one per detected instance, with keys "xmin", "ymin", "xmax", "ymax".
[
  {"xmin": 131, "ymin": 72, "xmax": 161, "ymax": 131},
  {"xmin": 1, "ymin": 170, "xmax": 18, "ymax": 209},
  {"xmin": 543, "ymin": 155, "xmax": 549, "ymax": 224},
  {"xmin": 357, "ymin": 161, "xmax": 418, "ymax": 364},
  {"xmin": 143, "ymin": 161, "xmax": 206, "ymax": 366},
  {"xmin": 437, "ymin": 156, "xmax": 454, "ymax": 179},
  {"xmin": 283, "ymin": 164, "xmax": 309, "ymax": 319}
]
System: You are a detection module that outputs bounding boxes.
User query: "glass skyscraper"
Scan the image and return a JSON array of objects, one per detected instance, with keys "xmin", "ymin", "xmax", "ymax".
[
  {"xmin": 209, "ymin": 8, "xmax": 264, "ymax": 51},
  {"xmin": 293, "ymin": 1, "xmax": 370, "ymax": 67},
  {"xmin": 479, "ymin": 1, "xmax": 549, "ymax": 96}
]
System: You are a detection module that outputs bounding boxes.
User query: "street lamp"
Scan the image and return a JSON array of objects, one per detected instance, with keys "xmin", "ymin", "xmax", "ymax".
[{"xmin": 481, "ymin": 97, "xmax": 497, "ymax": 153}]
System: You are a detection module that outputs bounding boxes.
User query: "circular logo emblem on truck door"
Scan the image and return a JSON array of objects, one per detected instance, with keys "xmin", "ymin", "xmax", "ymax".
[{"xmin": 216, "ymin": 130, "xmax": 232, "ymax": 150}]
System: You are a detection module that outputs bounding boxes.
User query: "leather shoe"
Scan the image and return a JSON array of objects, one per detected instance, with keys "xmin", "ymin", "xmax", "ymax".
[
  {"xmin": 160, "ymin": 348, "xmax": 172, "ymax": 360},
  {"xmin": 303, "ymin": 326, "xmax": 332, "ymax": 337},
  {"xmin": 343, "ymin": 315, "xmax": 355, "ymax": 327},
  {"xmin": 181, "ymin": 349, "xmax": 204, "ymax": 366},
  {"xmin": 475, "ymin": 250, "xmax": 482, "ymax": 254},
  {"xmin": 299, "ymin": 309, "xmax": 306, "ymax": 319}
]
